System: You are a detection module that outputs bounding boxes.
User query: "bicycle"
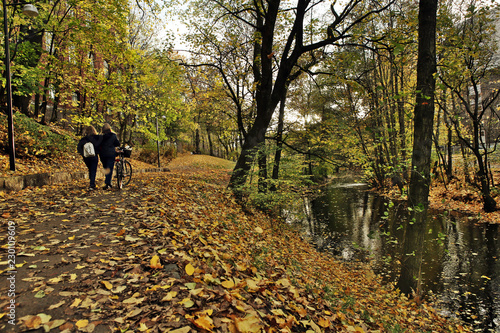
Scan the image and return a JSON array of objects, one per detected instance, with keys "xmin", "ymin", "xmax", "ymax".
[{"xmin": 115, "ymin": 146, "xmax": 133, "ymax": 189}]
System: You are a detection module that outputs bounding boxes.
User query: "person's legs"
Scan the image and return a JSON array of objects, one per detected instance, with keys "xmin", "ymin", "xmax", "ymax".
[
  {"xmin": 84, "ymin": 158, "xmax": 92, "ymax": 188},
  {"xmin": 102, "ymin": 156, "xmax": 115, "ymax": 187},
  {"xmin": 88, "ymin": 157, "xmax": 98, "ymax": 188}
]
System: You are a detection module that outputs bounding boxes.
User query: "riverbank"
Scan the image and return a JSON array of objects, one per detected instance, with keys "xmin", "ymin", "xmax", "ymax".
[
  {"xmin": 0, "ymin": 154, "xmax": 469, "ymax": 332},
  {"xmin": 378, "ymin": 174, "xmax": 500, "ymax": 224}
]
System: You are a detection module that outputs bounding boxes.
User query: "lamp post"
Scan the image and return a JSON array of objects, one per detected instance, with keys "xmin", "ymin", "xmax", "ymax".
[{"xmin": 3, "ymin": 0, "xmax": 38, "ymax": 171}]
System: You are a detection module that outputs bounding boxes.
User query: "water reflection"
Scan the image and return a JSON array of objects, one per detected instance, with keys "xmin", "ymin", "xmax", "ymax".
[{"xmin": 293, "ymin": 181, "xmax": 500, "ymax": 332}]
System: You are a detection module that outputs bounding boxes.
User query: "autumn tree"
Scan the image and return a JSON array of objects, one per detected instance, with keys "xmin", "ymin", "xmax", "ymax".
[
  {"xmin": 438, "ymin": 0, "xmax": 500, "ymax": 212},
  {"xmin": 182, "ymin": 14, "xmax": 257, "ymax": 156},
  {"xmin": 397, "ymin": 0, "xmax": 438, "ymax": 296},
  {"xmin": 0, "ymin": 0, "xmax": 43, "ymax": 115},
  {"xmin": 182, "ymin": 0, "xmax": 396, "ymax": 199}
]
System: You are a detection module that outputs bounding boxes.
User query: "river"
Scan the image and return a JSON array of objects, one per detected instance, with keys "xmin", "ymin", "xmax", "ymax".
[{"xmin": 292, "ymin": 179, "xmax": 500, "ymax": 332}]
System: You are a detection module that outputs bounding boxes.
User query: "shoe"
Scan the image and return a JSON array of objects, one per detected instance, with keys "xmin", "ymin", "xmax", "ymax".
[
  {"xmin": 103, "ymin": 184, "xmax": 112, "ymax": 190},
  {"xmin": 88, "ymin": 187, "xmax": 95, "ymax": 191}
]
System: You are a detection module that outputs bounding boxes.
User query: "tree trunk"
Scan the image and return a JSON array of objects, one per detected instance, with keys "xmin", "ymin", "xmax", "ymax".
[
  {"xmin": 195, "ymin": 128, "xmax": 201, "ymax": 154},
  {"xmin": 207, "ymin": 131, "xmax": 214, "ymax": 156},
  {"xmin": 271, "ymin": 89, "xmax": 287, "ymax": 191},
  {"xmin": 398, "ymin": 0, "xmax": 438, "ymax": 296},
  {"xmin": 229, "ymin": 120, "xmax": 269, "ymax": 199}
]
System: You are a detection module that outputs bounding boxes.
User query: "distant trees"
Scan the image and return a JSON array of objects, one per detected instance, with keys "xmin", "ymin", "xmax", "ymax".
[
  {"xmin": 437, "ymin": 1, "xmax": 500, "ymax": 212},
  {"xmin": 182, "ymin": 0, "xmax": 396, "ymax": 198},
  {"xmin": 1, "ymin": 0, "xmax": 192, "ymax": 148}
]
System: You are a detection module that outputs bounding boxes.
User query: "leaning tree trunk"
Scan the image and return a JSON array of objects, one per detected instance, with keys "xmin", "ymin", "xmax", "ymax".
[
  {"xmin": 398, "ymin": 0, "xmax": 438, "ymax": 296},
  {"xmin": 229, "ymin": 117, "xmax": 269, "ymax": 199}
]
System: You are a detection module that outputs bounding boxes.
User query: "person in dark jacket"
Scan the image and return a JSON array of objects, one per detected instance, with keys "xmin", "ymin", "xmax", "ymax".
[
  {"xmin": 77, "ymin": 125, "xmax": 102, "ymax": 191},
  {"xmin": 99, "ymin": 123, "xmax": 120, "ymax": 190}
]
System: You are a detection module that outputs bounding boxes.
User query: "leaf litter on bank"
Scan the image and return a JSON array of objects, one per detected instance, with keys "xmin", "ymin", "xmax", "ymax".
[{"xmin": 0, "ymin": 155, "xmax": 469, "ymax": 332}]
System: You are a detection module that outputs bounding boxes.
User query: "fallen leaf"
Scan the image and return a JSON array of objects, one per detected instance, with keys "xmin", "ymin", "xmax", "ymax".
[
  {"xmin": 185, "ymin": 263, "xmax": 195, "ymax": 275},
  {"xmin": 75, "ymin": 319, "xmax": 89, "ymax": 329},
  {"xmin": 318, "ymin": 317, "xmax": 330, "ymax": 328},
  {"xmin": 150, "ymin": 255, "xmax": 163, "ymax": 269},
  {"xmin": 101, "ymin": 280, "xmax": 113, "ymax": 290},
  {"xmin": 24, "ymin": 315, "xmax": 42, "ymax": 329},
  {"xmin": 221, "ymin": 279, "xmax": 234, "ymax": 289},
  {"xmin": 161, "ymin": 291, "xmax": 177, "ymax": 301},
  {"xmin": 235, "ymin": 315, "xmax": 263, "ymax": 333},
  {"xmin": 43, "ymin": 319, "xmax": 66, "ymax": 331},
  {"xmin": 71, "ymin": 298, "xmax": 82, "ymax": 308},
  {"xmin": 48, "ymin": 301, "xmax": 66, "ymax": 310},
  {"xmin": 193, "ymin": 314, "xmax": 215, "ymax": 330}
]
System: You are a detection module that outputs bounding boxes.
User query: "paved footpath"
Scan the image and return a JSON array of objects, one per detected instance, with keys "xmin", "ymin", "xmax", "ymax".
[{"xmin": 0, "ymin": 170, "xmax": 188, "ymax": 332}]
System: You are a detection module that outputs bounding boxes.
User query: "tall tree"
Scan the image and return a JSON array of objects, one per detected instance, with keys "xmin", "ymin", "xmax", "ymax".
[{"xmin": 398, "ymin": 0, "xmax": 438, "ymax": 295}]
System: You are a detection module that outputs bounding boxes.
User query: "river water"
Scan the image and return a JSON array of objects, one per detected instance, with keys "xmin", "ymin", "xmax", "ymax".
[{"xmin": 292, "ymin": 180, "xmax": 500, "ymax": 332}]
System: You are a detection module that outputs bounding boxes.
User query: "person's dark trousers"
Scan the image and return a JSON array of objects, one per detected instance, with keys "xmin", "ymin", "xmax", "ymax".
[
  {"xmin": 84, "ymin": 156, "xmax": 99, "ymax": 188},
  {"xmin": 101, "ymin": 155, "xmax": 116, "ymax": 186}
]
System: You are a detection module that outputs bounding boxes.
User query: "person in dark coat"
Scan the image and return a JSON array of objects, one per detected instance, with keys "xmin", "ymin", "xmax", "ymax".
[
  {"xmin": 99, "ymin": 123, "xmax": 120, "ymax": 190},
  {"xmin": 77, "ymin": 125, "xmax": 102, "ymax": 191}
]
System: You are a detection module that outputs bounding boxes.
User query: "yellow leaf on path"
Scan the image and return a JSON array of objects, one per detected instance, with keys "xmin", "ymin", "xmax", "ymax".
[
  {"xmin": 70, "ymin": 298, "xmax": 82, "ymax": 308},
  {"xmin": 198, "ymin": 309, "xmax": 213, "ymax": 316},
  {"xmin": 68, "ymin": 235, "xmax": 75, "ymax": 240},
  {"xmin": 221, "ymin": 279, "xmax": 234, "ymax": 289},
  {"xmin": 150, "ymin": 255, "xmax": 163, "ymax": 269},
  {"xmin": 246, "ymin": 278, "xmax": 259, "ymax": 291},
  {"xmin": 185, "ymin": 263, "xmax": 195, "ymax": 275},
  {"xmin": 318, "ymin": 316, "xmax": 330, "ymax": 328},
  {"xmin": 271, "ymin": 309, "xmax": 286, "ymax": 316},
  {"xmin": 75, "ymin": 319, "xmax": 89, "ymax": 329},
  {"xmin": 101, "ymin": 280, "xmax": 113, "ymax": 290},
  {"xmin": 193, "ymin": 314, "xmax": 215, "ymax": 330},
  {"xmin": 161, "ymin": 291, "xmax": 178, "ymax": 301},
  {"xmin": 236, "ymin": 262, "xmax": 247, "ymax": 271},
  {"xmin": 48, "ymin": 300, "xmax": 65, "ymax": 310},
  {"xmin": 235, "ymin": 315, "xmax": 263, "ymax": 333},
  {"xmin": 277, "ymin": 278, "xmax": 290, "ymax": 288},
  {"xmin": 295, "ymin": 306, "xmax": 307, "ymax": 317}
]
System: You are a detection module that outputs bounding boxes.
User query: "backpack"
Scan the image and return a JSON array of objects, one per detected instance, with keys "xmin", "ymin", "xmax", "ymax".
[{"xmin": 83, "ymin": 142, "xmax": 95, "ymax": 158}]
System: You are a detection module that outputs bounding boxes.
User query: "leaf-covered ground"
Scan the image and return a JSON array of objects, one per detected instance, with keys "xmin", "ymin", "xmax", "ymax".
[
  {"xmin": 0, "ymin": 154, "xmax": 469, "ymax": 332},
  {"xmin": 382, "ymin": 171, "xmax": 500, "ymax": 224}
]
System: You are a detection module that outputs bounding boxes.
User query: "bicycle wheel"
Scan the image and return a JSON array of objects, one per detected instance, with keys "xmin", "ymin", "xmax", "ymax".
[
  {"xmin": 115, "ymin": 160, "xmax": 124, "ymax": 189},
  {"xmin": 121, "ymin": 160, "xmax": 132, "ymax": 186}
]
